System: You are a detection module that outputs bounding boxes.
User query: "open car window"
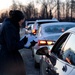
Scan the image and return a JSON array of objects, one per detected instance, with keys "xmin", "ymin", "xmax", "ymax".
[
  {"xmin": 51, "ymin": 33, "xmax": 70, "ymax": 57},
  {"xmin": 62, "ymin": 34, "xmax": 75, "ymax": 65},
  {"xmin": 52, "ymin": 33, "xmax": 75, "ymax": 66}
]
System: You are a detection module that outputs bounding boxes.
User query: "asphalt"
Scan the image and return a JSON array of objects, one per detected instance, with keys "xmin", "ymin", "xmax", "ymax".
[{"xmin": 19, "ymin": 48, "xmax": 40, "ymax": 75}]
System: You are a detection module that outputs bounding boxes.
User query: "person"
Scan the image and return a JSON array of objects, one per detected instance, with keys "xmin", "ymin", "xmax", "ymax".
[
  {"xmin": 0, "ymin": 10, "xmax": 36, "ymax": 75},
  {"xmin": 62, "ymin": 49, "xmax": 75, "ymax": 65}
]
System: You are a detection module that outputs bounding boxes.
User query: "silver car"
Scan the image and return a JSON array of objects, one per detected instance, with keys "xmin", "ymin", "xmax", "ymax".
[{"xmin": 32, "ymin": 19, "xmax": 59, "ymax": 35}]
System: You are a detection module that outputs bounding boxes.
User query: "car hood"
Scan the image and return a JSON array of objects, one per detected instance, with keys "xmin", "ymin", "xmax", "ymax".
[{"xmin": 43, "ymin": 33, "xmax": 62, "ymax": 41}]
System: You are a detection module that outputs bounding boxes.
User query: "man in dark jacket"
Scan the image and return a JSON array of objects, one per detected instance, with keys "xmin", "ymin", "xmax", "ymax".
[{"xmin": 0, "ymin": 10, "xmax": 31, "ymax": 75}]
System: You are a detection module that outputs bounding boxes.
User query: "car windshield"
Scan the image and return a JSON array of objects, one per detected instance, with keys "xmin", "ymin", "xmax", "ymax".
[{"xmin": 44, "ymin": 24, "xmax": 75, "ymax": 33}]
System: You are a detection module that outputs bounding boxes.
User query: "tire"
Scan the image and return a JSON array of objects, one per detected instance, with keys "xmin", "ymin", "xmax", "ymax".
[{"xmin": 40, "ymin": 59, "xmax": 49, "ymax": 75}]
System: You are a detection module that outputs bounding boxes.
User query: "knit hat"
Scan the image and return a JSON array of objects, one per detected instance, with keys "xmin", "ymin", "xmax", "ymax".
[{"xmin": 9, "ymin": 10, "xmax": 24, "ymax": 23}]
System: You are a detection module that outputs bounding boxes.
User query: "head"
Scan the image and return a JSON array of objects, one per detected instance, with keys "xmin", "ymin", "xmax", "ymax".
[{"xmin": 9, "ymin": 10, "xmax": 25, "ymax": 27}]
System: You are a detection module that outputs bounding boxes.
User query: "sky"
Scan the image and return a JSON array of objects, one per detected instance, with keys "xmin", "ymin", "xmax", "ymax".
[
  {"xmin": 0, "ymin": 0, "xmax": 34, "ymax": 10},
  {"xmin": 0, "ymin": 0, "xmax": 66, "ymax": 11}
]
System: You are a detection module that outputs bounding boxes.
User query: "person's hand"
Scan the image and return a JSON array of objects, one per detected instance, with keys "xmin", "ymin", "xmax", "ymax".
[
  {"xmin": 31, "ymin": 40, "xmax": 37, "ymax": 46},
  {"xmin": 66, "ymin": 57, "xmax": 71, "ymax": 64},
  {"xmin": 29, "ymin": 40, "xmax": 37, "ymax": 48},
  {"xmin": 22, "ymin": 36, "xmax": 28, "ymax": 44}
]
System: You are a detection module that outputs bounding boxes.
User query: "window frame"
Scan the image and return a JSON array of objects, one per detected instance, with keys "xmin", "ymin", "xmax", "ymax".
[
  {"xmin": 51, "ymin": 33, "xmax": 70, "ymax": 55},
  {"xmin": 51, "ymin": 32, "xmax": 75, "ymax": 66}
]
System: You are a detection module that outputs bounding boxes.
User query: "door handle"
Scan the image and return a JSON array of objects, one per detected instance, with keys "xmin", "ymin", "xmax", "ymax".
[{"xmin": 62, "ymin": 65, "xmax": 67, "ymax": 72}]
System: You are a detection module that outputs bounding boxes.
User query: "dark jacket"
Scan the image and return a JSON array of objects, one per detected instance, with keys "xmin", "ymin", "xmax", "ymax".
[{"xmin": 0, "ymin": 18, "xmax": 26, "ymax": 75}]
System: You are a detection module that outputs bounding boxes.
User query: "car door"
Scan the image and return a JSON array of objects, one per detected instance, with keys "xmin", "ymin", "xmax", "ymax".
[{"xmin": 50, "ymin": 33, "xmax": 75, "ymax": 75}]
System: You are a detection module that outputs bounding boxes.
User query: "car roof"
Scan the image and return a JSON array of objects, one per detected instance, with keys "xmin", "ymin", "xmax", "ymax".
[
  {"xmin": 35, "ymin": 19, "xmax": 58, "ymax": 23},
  {"xmin": 40, "ymin": 22, "xmax": 75, "ymax": 28},
  {"xmin": 26, "ymin": 21, "xmax": 35, "ymax": 23},
  {"xmin": 25, "ymin": 21, "xmax": 35, "ymax": 25}
]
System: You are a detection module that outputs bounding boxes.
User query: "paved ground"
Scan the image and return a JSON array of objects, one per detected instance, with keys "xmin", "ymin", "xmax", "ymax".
[{"xmin": 19, "ymin": 48, "xmax": 40, "ymax": 75}]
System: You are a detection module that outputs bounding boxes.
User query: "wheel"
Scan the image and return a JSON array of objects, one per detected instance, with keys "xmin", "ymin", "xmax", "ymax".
[{"xmin": 40, "ymin": 59, "xmax": 49, "ymax": 75}]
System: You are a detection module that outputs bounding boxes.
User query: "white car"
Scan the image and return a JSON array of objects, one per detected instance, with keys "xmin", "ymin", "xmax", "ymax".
[
  {"xmin": 36, "ymin": 27, "xmax": 75, "ymax": 75},
  {"xmin": 25, "ymin": 21, "xmax": 35, "ymax": 34},
  {"xmin": 32, "ymin": 22, "xmax": 75, "ymax": 68},
  {"xmin": 32, "ymin": 18, "xmax": 59, "ymax": 35}
]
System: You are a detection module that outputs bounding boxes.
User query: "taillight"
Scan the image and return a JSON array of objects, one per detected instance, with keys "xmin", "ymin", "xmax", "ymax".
[
  {"xmin": 38, "ymin": 40, "xmax": 54, "ymax": 46},
  {"xmin": 32, "ymin": 29, "xmax": 36, "ymax": 34},
  {"xmin": 47, "ymin": 41, "xmax": 53, "ymax": 45},
  {"xmin": 38, "ymin": 40, "xmax": 46, "ymax": 45}
]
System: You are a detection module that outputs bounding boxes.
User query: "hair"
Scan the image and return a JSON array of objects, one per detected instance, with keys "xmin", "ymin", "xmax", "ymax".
[{"xmin": 9, "ymin": 10, "xmax": 24, "ymax": 23}]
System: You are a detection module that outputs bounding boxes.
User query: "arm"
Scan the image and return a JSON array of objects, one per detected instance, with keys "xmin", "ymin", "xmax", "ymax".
[
  {"xmin": 63, "ymin": 50, "xmax": 72, "ymax": 64},
  {"xmin": 66, "ymin": 57, "xmax": 71, "ymax": 64},
  {"xmin": 4, "ymin": 25, "xmax": 27, "ymax": 51}
]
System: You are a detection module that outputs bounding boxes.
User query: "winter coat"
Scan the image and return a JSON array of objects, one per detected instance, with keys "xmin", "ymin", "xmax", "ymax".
[{"xmin": 0, "ymin": 18, "xmax": 26, "ymax": 75}]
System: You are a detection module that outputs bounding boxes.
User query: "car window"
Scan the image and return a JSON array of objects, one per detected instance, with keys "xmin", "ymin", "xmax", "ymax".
[
  {"xmin": 52, "ymin": 33, "xmax": 75, "ymax": 66},
  {"xmin": 51, "ymin": 33, "xmax": 70, "ymax": 54},
  {"xmin": 44, "ymin": 25, "xmax": 75, "ymax": 33},
  {"xmin": 37, "ymin": 21, "xmax": 58, "ymax": 29},
  {"xmin": 62, "ymin": 34, "xmax": 75, "ymax": 65}
]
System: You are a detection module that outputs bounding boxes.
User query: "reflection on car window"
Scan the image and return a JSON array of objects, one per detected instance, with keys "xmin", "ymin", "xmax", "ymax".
[
  {"xmin": 56, "ymin": 34, "xmax": 75, "ymax": 65},
  {"xmin": 44, "ymin": 25, "xmax": 75, "ymax": 33},
  {"xmin": 62, "ymin": 34, "xmax": 75, "ymax": 65}
]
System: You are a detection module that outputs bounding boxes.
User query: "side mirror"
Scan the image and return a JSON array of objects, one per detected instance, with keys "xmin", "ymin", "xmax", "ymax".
[{"xmin": 36, "ymin": 47, "xmax": 48, "ymax": 55}]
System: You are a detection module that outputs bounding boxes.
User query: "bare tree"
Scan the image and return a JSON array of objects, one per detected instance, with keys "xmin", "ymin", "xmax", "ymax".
[
  {"xmin": 11, "ymin": 0, "xmax": 18, "ymax": 10},
  {"xmin": 25, "ymin": 3, "xmax": 34, "ymax": 19},
  {"xmin": 36, "ymin": 0, "xmax": 50, "ymax": 18},
  {"xmin": 71, "ymin": 0, "xmax": 75, "ymax": 21},
  {"xmin": 25, "ymin": 2, "xmax": 38, "ymax": 19},
  {"xmin": 57, "ymin": 0, "xmax": 60, "ymax": 20},
  {"xmin": 0, "ymin": 11, "xmax": 8, "ymax": 22},
  {"xmin": 36, "ymin": 0, "xmax": 58, "ymax": 19},
  {"xmin": 17, "ymin": 2, "xmax": 26, "ymax": 13}
]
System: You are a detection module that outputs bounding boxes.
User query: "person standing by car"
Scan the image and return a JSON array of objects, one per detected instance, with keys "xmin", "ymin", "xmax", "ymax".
[{"xmin": 0, "ymin": 10, "xmax": 36, "ymax": 75}]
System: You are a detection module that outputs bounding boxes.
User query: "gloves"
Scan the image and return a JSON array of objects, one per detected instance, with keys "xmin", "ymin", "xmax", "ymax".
[
  {"xmin": 29, "ymin": 40, "xmax": 37, "ymax": 48},
  {"xmin": 21, "ymin": 36, "xmax": 28, "ymax": 44},
  {"xmin": 31, "ymin": 40, "xmax": 37, "ymax": 46}
]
